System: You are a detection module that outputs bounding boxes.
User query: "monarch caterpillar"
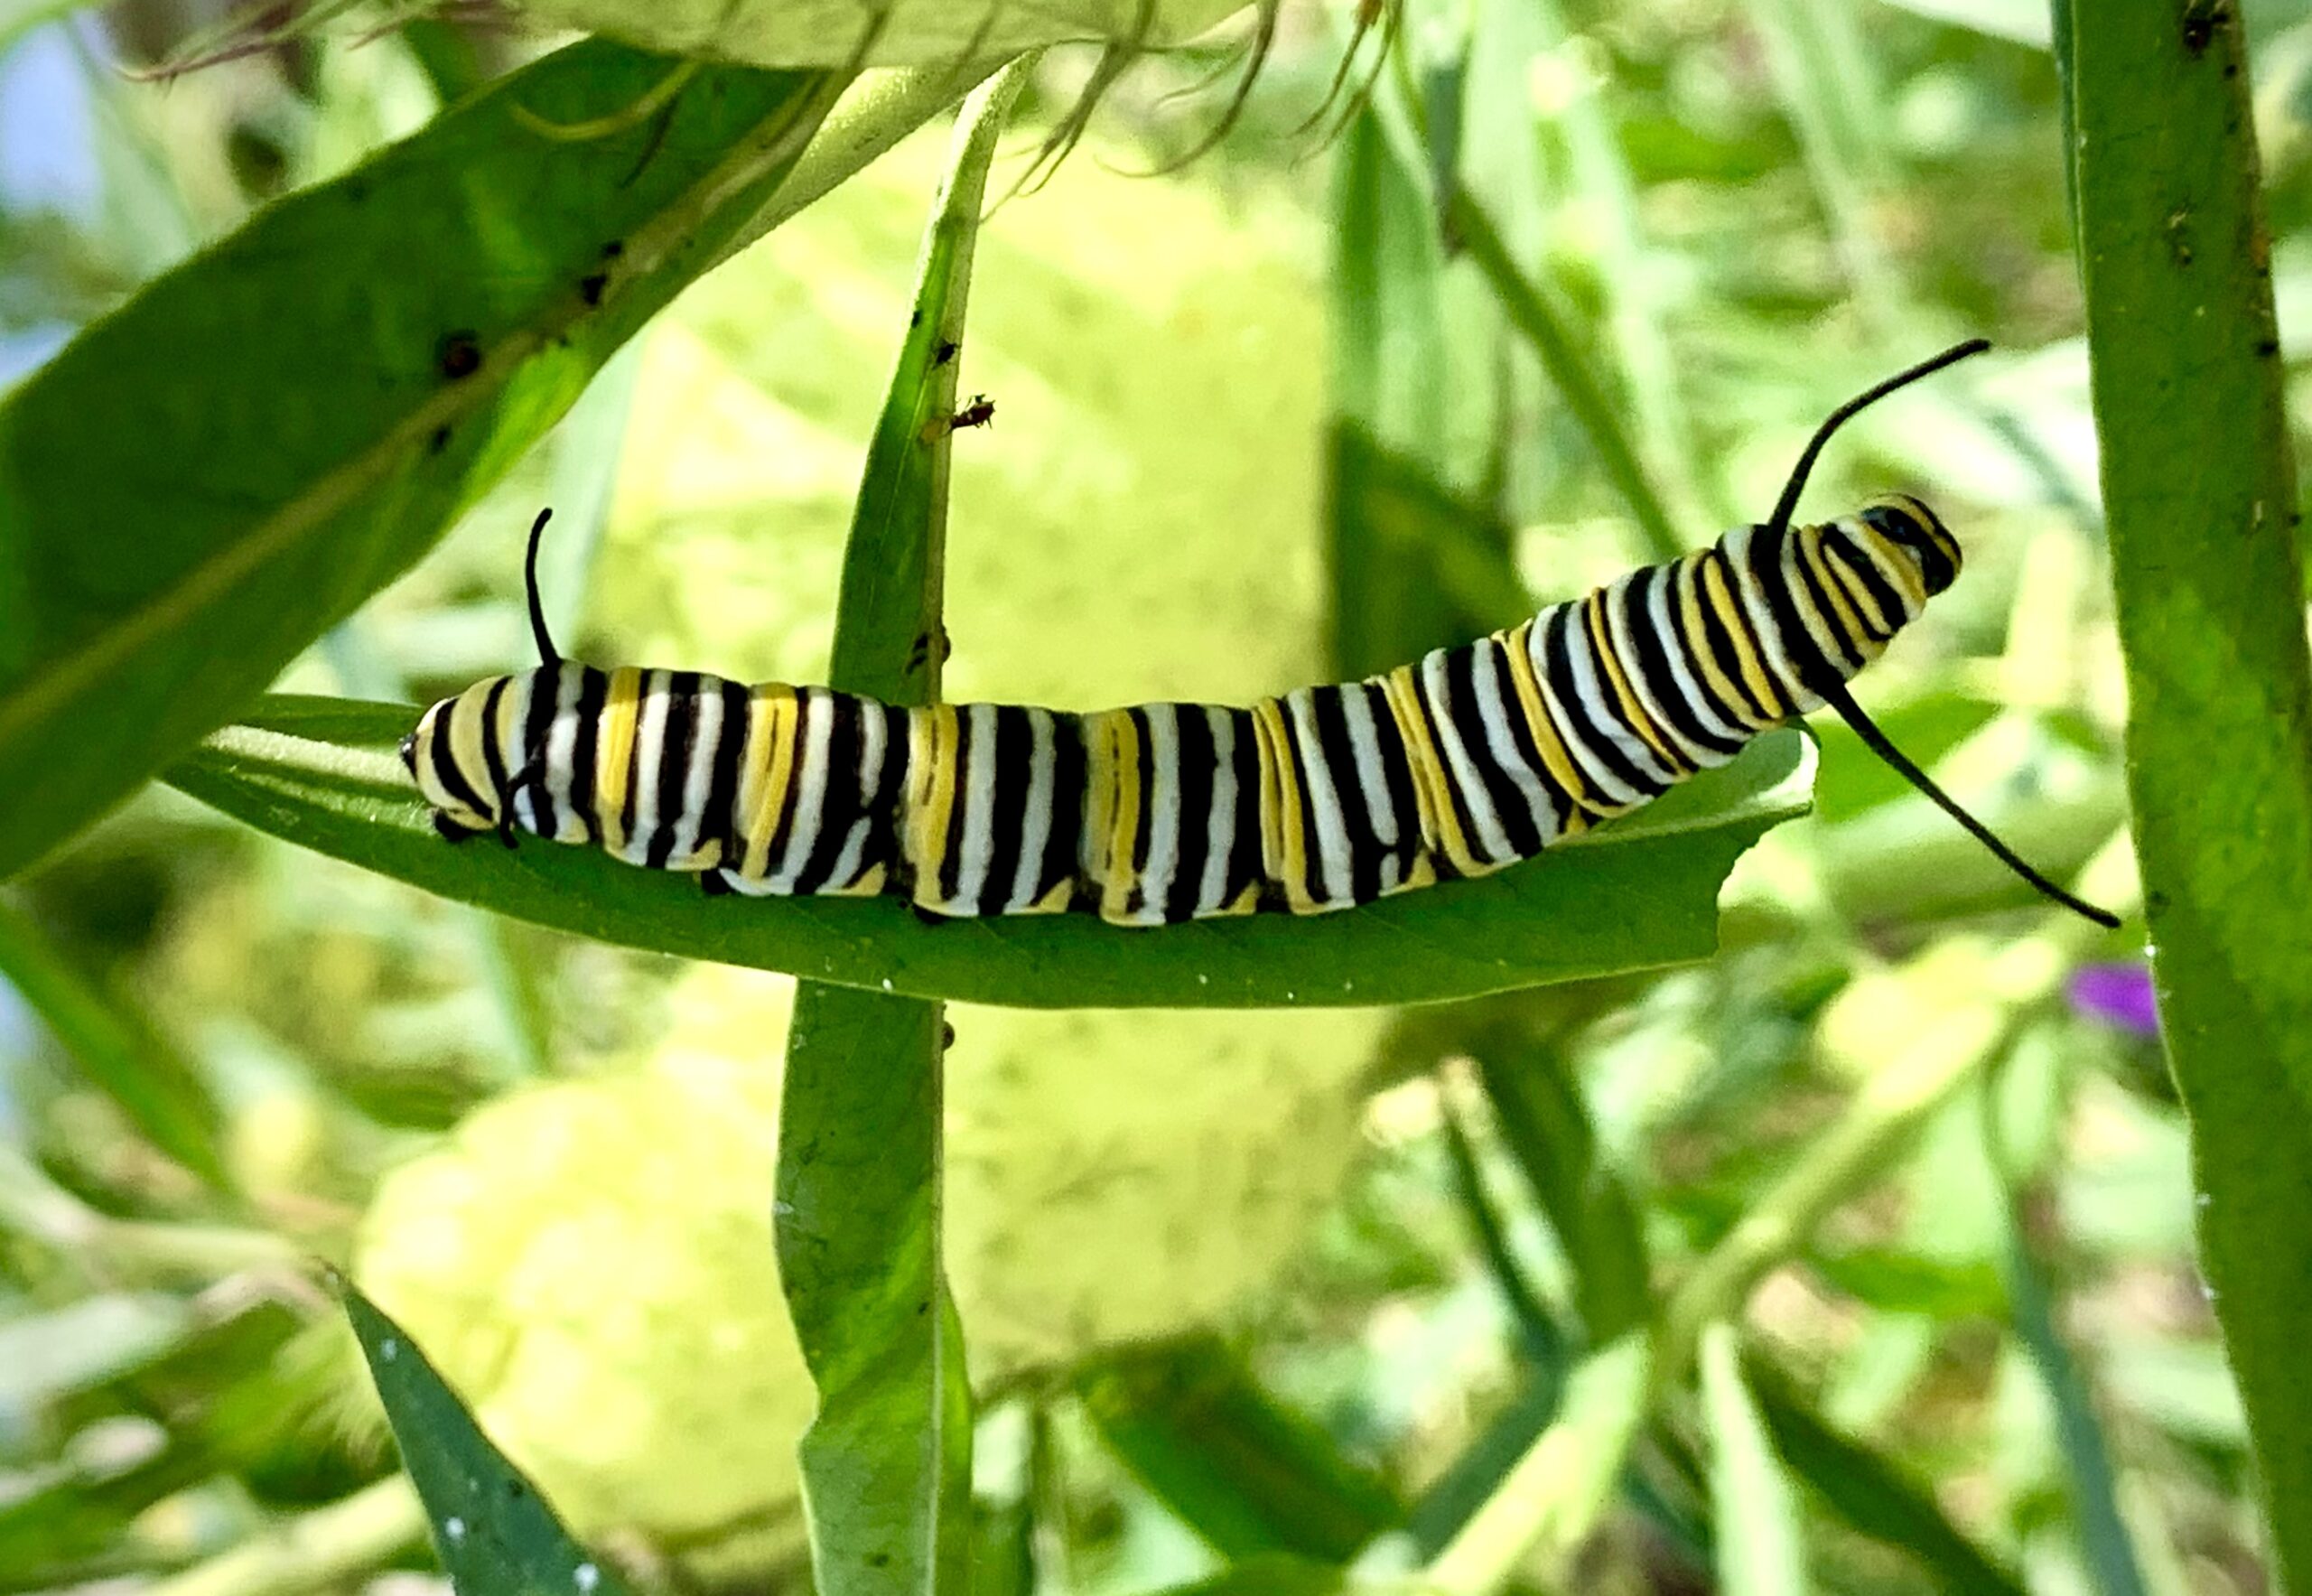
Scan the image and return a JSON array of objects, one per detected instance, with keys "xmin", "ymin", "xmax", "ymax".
[{"xmin": 403, "ymin": 341, "xmax": 2119, "ymax": 930}]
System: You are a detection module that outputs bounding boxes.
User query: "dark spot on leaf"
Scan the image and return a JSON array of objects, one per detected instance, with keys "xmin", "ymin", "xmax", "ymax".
[
  {"xmin": 428, "ymin": 425, "xmax": 451, "ymax": 455},
  {"xmin": 2257, "ymin": 336, "xmax": 2279, "ymax": 357},
  {"xmin": 601, "ymin": 239, "xmax": 624, "ymax": 258},
  {"xmin": 504, "ymin": 1479, "xmax": 525, "ymax": 1499},
  {"xmin": 345, "ymin": 178, "xmax": 369, "ymax": 202},
  {"xmin": 934, "ymin": 339, "xmax": 958, "ymax": 365},
  {"xmin": 437, "ymin": 331, "xmax": 482, "ymax": 379},
  {"xmin": 2181, "ymin": 1, "xmax": 2223, "ymax": 55},
  {"xmin": 868, "ymin": 1553, "xmax": 892, "ymax": 1569},
  {"xmin": 579, "ymin": 272, "xmax": 609, "ymax": 307},
  {"xmin": 909, "ymin": 308, "xmax": 923, "ymax": 328}
]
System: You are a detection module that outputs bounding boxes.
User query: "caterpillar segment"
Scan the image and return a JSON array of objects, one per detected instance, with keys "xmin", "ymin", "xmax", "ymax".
[{"xmin": 405, "ymin": 342, "xmax": 2122, "ymax": 930}]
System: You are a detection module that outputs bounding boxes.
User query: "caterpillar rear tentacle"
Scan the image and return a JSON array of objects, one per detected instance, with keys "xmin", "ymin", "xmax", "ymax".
[{"xmin": 402, "ymin": 342, "xmax": 2121, "ymax": 930}]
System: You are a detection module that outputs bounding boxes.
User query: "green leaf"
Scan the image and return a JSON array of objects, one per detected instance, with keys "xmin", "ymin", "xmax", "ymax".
[
  {"xmin": 1325, "ymin": 424, "xmax": 1524, "ymax": 682},
  {"xmin": 1445, "ymin": 192, "xmax": 1687, "ymax": 565},
  {"xmin": 778, "ymin": 996, "xmax": 972, "ymax": 1591},
  {"xmin": 165, "ymin": 699, "xmax": 1810, "ymax": 1009},
  {"xmin": 775, "ymin": 61, "xmax": 1031, "ymax": 1596},
  {"xmin": 1472, "ymin": 1042, "xmax": 1649, "ymax": 1344},
  {"xmin": 345, "ymin": 1286, "xmax": 631, "ymax": 1596},
  {"xmin": 1698, "ymin": 1324, "xmax": 1807, "ymax": 1596},
  {"xmin": 1744, "ymin": 1354, "xmax": 2027, "ymax": 1596},
  {"xmin": 0, "ymin": 39, "xmax": 842, "ymax": 878},
  {"xmin": 1077, "ymin": 1335, "xmax": 1400, "ymax": 1563},
  {"xmin": 2068, "ymin": 4, "xmax": 2312, "ymax": 1587},
  {"xmin": 1807, "ymin": 692, "xmax": 2002, "ymax": 826},
  {"xmin": 2000, "ymin": 1192, "xmax": 2149, "ymax": 1596},
  {"xmin": 0, "ymin": 896, "xmax": 231, "ymax": 1190},
  {"xmin": 1422, "ymin": 1332, "xmax": 1652, "ymax": 1593}
]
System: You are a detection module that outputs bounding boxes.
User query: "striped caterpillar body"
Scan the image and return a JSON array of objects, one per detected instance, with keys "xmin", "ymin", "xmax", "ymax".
[{"xmin": 403, "ymin": 343, "xmax": 2119, "ymax": 930}]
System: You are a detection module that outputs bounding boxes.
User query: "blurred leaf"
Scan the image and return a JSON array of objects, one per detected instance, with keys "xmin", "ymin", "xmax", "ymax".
[
  {"xmin": 776, "ymin": 61, "xmax": 1031, "ymax": 1596},
  {"xmin": 1402, "ymin": 1372, "xmax": 1563, "ymax": 1558},
  {"xmin": 970, "ymin": 1494, "xmax": 1034, "ymax": 1596},
  {"xmin": 1437, "ymin": 1087, "xmax": 1565, "ymax": 1362},
  {"xmin": 1698, "ymin": 1324, "xmax": 1806, "ymax": 1596},
  {"xmin": 1808, "ymin": 693, "xmax": 2001, "ymax": 825},
  {"xmin": 1869, "ymin": 0, "xmax": 2051, "ymax": 47},
  {"xmin": 2070, "ymin": 5, "xmax": 2312, "ymax": 1587},
  {"xmin": 0, "ymin": 0, "xmax": 83, "ymax": 59},
  {"xmin": 0, "ymin": 1293, "xmax": 187, "ymax": 1416},
  {"xmin": 1473, "ymin": 1044, "xmax": 1648, "ymax": 1344},
  {"xmin": 1333, "ymin": 106, "xmax": 1450, "ymax": 474},
  {"xmin": 1077, "ymin": 1335, "xmax": 1400, "ymax": 1563},
  {"xmin": 0, "ymin": 1301, "xmax": 354, "ymax": 1582},
  {"xmin": 0, "ymin": 42, "xmax": 848, "ymax": 878},
  {"xmin": 0, "ymin": 897, "xmax": 230, "ymax": 1190},
  {"xmin": 167, "ymin": 698, "xmax": 1810, "ymax": 1008},
  {"xmin": 1804, "ymin": 1244, "xmax": 2007, "ymax": 1319},
  {"xmin": 345, "ymin": 1286, "xmax": 630, "ymax": 1596},
  {"xmin": 1745, "ymin": 1354, "xmax": 2028, "ymax": 1596},
  {"xmin": 1422, "ymin": 1332, "xmax": 1651, "ymax": 1593},
  {"xmin": 1445, "ymin": 193, "xmax": 1686, "ymax": 563},
  {"xmin": 1135, "ymin": 1557, "xmax": 1345, "ymax": 1595},
  {"xmin": 2000, "ymin": 1193, "xmax": 2149, "ymax": 1596},
  {"xmin": 514, "ymin": 0, "xmax": 1236, "ymax": 71},
  {"xmin": 1325, "ymin": 425, "xmax": 1524, "ymax": 682}
]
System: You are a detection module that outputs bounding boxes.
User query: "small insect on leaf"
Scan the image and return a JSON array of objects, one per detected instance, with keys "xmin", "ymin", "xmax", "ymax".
[{"xmin": 952, "ymin": 394, "xmax": 995, "ymax": 430}]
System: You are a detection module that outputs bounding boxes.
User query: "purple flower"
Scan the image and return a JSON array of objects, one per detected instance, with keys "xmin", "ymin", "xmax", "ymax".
[{"xmin": 2068, "ymin": 962, "xmax": 2160, "ymax": 1037}]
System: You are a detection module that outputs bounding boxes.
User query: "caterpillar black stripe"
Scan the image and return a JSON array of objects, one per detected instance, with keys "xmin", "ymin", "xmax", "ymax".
[{"xmin": 404, "ymin": 341, "xmax": 2119, "ymax": 929}]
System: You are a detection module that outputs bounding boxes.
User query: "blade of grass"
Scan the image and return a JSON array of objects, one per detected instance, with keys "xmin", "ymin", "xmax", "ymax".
[
  {"xmin": 1421, "ymin": 1331, "xmax": 1652, "ymax": 1593},
  {"xmin": 1995, "ymin": 1165, "xmax": 2148, "ymax": 1596},
  {"xmin": 1437, "ymin": 1081, "xmax": 1566, "ymax": 1362},
  {"xmin": 0, "ymin": 895, "xmax": 231, "ymax": 1191},
  {"xmin": 2068, "ymin": 5, "xmax": 2312, "ymax": 1585},
  {"xmin": 1744, "ymin": 1353, "xmax": 2027, "ymax": 1596},
  {"xmin": 1469, "ymin": 1041, "xmax": 1649, "ymax": 1345},
  {"xmin": 1077, "ymin": 1336, "xmax": 1401, "ymax": 1563},
  {"xmin": 343, "ymin": 1286, "xmax": 628, "ymax": 1595},
  {"xmin": 167, "ymin": 699, "xmax": 1808, "ymax": 1008},
  {"xmin": 775, "ymin": 58, "xmax": 1033, "ymax": 1596},
  {"xmin": 1698, "ymin": 1324, "xmax": 1807, "ymax": 1596}
]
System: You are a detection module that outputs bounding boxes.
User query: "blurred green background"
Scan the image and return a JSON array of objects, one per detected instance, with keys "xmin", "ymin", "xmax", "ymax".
[{"xmin": 1, "ymin": 0, "xmax": 2300, "ymax": 1591}]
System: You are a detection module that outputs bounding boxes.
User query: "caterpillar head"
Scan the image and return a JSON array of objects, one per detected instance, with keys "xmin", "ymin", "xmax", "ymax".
[
  {"xmin": 402, "ymin": 677, "xmax": 526, "ymax": 837},
  {"xmin": 403, "ymin": 509, "xmax": 567, "ymax": 841},
  {"xmin": 1856, "ymin": 492, "xmax": 1962, "ymax": 598}
]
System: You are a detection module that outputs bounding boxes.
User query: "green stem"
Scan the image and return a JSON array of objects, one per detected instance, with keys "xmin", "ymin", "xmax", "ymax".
[
  {"xmin": 2069, "ymin": 6, "xmax": 2312, "ymax": 1583},
  {"xmin": 1447, "ymin": 191, "xmax": 1687, "ymax": 564}
]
